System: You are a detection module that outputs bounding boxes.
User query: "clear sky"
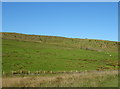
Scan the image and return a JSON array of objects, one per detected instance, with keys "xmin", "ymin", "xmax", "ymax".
[{"xmin": 2, "ymin": 2, "xmax": 118, "ymax": 41}]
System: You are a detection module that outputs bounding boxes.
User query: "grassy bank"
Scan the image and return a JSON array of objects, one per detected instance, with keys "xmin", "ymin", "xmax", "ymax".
[{"xmin": 2, "ymin": 70, "xmax": 118, "ymax": 87}]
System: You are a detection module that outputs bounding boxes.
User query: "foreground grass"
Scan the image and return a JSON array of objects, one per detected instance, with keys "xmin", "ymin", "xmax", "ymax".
[{"xmin": 2, "ymin": 70, "xmax": 118, "ymax": 87}]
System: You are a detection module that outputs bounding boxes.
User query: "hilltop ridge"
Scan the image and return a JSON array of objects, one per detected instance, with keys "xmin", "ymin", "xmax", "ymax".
[{"xmin": 1, "ymin": 32, "xmax": 118, "ymax": 52}]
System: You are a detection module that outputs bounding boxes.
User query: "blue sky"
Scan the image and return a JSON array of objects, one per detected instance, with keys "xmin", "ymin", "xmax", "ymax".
[{"xmin": 2, "ymin": 2, "xmax": 118, "ymax": 41}]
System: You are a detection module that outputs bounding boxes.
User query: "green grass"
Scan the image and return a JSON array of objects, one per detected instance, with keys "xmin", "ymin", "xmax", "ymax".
[
  {"xmin": 2, "ymin": 32, "xmax": 118, "ymax": 52},
  {"xmin": 99, "ymin": 75, "xmax": 118, "ymax": 87},
  {"xmin": 2, "ymin": 33, "xmax": 118, "ymax": 73},
  {"xmin": 2, "ymin": 32, "xmax": 119, "ymax": 87}
]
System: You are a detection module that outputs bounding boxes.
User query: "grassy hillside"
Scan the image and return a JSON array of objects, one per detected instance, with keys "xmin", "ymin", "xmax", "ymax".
[
  {"xmin": 2, "ymin": 32, "xmax": 118, "ymax": 52},
  {"xmin": 1, "ymin": 32, "xmax": 119, "ymax": 74}
]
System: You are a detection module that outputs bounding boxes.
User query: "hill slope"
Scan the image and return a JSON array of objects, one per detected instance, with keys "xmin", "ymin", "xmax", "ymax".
[
  {"xmin": 1, "ymin": 32, "xmax": 119, "ymax": 73},
  {"xmin": 2, "ymin": 32, "xmax": 118, "ymax": 52}
]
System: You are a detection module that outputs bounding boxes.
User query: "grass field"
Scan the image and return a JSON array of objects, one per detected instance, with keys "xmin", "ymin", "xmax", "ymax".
[
  {"xmin": 1, "ymin": 32, "xmax": 119, "ymax": 87},
  {"xmin": 2, "ymin": 70, "xmax": 118, "ymax": 87}
]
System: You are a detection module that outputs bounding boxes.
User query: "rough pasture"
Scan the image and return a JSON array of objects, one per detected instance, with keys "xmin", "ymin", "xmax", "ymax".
[
  {"xmin": 2, "ymin": 32, "xmax": 119, "ymax": 74},
  {"xmin": 1, "ymin": 32, "xmax": 119, "ymax": 87}
]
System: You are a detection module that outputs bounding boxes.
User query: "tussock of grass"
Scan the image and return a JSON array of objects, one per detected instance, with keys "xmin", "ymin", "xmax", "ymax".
[{"xmin": 2, "ymin": 70, "xmax": 118, "ymax": 87}]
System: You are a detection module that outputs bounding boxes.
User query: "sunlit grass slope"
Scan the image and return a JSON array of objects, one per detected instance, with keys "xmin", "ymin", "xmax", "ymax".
[{"xmin": 2, "ymin": 32, "xmax": 119, "ymax": 73}]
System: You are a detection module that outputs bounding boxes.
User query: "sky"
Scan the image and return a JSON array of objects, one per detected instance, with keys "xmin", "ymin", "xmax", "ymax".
[{"xmin": 2, "ymin": 2, "xmax": 118, "ymax": 41}]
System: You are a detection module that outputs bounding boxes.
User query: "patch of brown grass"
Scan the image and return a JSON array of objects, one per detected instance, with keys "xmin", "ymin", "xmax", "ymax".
[{"xmin": 2, "ymin": 70, "xmax": 118, "ymax": 87}]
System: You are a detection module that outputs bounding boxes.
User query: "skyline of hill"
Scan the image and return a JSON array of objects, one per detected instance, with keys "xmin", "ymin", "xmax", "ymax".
[
  {"xmin": 1, "ymin": 32, "xmax": 118, "ymax": 42},
  {"xmin": 1, "ymin": 32, "xmax": 118, "ymax": 52}
]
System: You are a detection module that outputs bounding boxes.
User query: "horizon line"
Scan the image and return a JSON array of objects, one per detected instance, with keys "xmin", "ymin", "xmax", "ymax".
[{"xmin": 1, "ymin": 32, "xmax": 118, "ymax": 42}]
